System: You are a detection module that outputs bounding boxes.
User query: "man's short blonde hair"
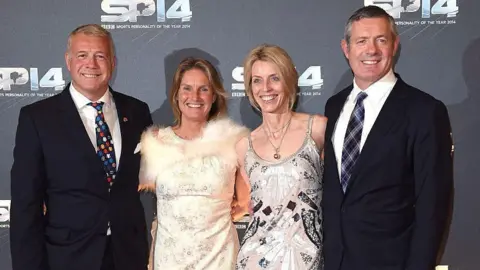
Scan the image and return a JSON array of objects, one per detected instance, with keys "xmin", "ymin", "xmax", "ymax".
[
  {"xmin": 243, "ymin": 44, "xmax": 298, "ymax": 111},
  {"xmin": 66, "ymin": 24, "xmax": 115, "ymax": 57}
]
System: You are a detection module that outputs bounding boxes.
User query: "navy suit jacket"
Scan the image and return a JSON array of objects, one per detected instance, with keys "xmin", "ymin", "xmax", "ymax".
[
  {"xmin": 10, "ymin": 84, "xmax": 153, "ymax": 270},
  {"xmin": 323, "ymin": 76, "xmax": 453, "ymax": 270}
]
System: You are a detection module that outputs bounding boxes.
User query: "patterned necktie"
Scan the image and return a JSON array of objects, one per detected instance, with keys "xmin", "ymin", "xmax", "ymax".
[
  {"xmin": 88, "ymin": 102, "xmax": 117, "ymax": 188},
  {"xmin": 340, "ymin": 91, "xmax": 368, "ymax": 193}
]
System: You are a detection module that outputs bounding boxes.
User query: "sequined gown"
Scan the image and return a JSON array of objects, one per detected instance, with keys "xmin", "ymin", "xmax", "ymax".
[
  {"xmin": 236, "ymin": 116, "xmax": 324, "ymax": 270},
  {"xmin": 139, "ymin": 118, "xmax": 249, "ymax": 270}
]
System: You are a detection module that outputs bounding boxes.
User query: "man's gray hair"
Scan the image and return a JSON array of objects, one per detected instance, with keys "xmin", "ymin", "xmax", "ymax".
[{"xmin": 344, "ymin": 5, "xmax": 398, "ymax": 45}]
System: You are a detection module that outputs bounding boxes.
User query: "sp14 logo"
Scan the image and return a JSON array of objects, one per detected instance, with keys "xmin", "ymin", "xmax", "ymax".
[
  {"xmin": 232, "ymin": 66, "xmax": 324, "ymax": 91},
  {"xmin": 365, "ymin": 0, "xmax": 458, "ymax": 19},
  {"xmin": 101, "ymin": 0, "xmax": 192, "ymax": 23},
  {"xmin": 0, "ymin": 68, "xmax": 65, "ymax": 91}
]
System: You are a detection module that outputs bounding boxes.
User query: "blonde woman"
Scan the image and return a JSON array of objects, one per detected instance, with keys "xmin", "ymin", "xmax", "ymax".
[{"xmin": 235, "ymin": 44, "xmax": 327, "ymax": 269}]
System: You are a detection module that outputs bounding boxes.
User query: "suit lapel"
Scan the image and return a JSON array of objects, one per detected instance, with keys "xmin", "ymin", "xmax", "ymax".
[
  {"xmin": 325, "ymin": 87, "xmax": 352, "ymax": 194},
  {"xmin": 326, "ymin": 88, "xmax": 351, "ymax": 142},
  {"xmin": 57, "ymin": 85, "xmax": 105, "ymax": 173},
  {"xmin": 344, "ymin": 77, "xmax": 409, "ymax": 195},
  {"xmin": 57, "ymin": 86, "xmax": 137, "ymax": 179},
  {"xmin": 111, "ymin": 90, "xmax": 134, "ymax": 176}
]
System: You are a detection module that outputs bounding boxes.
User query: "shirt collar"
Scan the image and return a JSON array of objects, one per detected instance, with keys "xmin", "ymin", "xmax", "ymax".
[
  {"xmin": 349, "ymin": 69, "xmax": 397, "ymax": 104},
  {"xmin": 69, "ymin": 84, "xmax": 112, "ymax": 110}
]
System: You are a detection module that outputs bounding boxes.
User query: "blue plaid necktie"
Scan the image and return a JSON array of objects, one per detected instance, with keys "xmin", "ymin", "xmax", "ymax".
[
  {"xmin": 340, "ymin": 91, "xmax": 368, "ymax": 193},
  {"xmin": 88, "ymin": 102, "xmax": 117, "ymax": 188}
]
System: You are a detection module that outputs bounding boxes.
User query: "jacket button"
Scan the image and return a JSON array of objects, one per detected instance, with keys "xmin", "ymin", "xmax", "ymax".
[{"xmin": 341, "ymin": 206, "xmax": 345, "ymax": 213}]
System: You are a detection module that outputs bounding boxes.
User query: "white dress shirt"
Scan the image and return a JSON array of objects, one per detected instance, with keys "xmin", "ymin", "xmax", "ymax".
[
  {"xmin": 332, "ymin": 70, "xmax": 397, "ymax": 177},
  {"xmin": 70, "ymin": 84, "xmax": 122, "ymax": 235},
  {"xmin": 69, "ymin": 84, "xmax": 122, "ymax": 168}
]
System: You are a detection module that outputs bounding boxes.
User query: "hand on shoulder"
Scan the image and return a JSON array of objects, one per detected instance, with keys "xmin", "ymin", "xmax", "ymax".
[{"xmin": 141, "ymin": 125, "xmax": 168, "ymax": 145}]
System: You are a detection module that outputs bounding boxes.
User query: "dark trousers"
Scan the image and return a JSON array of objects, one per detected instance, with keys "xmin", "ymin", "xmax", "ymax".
[{"xmin": 101, "ymin": 236, "xmax": 115, "ymax": 270}]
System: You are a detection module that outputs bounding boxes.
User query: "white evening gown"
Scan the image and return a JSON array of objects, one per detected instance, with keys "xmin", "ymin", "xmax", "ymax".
[{"xmin": 139, "ymin": 118, "xmax": 249, "ymax": 270}]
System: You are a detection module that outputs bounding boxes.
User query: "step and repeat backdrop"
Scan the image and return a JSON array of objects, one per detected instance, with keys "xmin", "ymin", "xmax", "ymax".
[{"xmin": 1, "ymin": 0, "xmax": 479, "ymax": 269}]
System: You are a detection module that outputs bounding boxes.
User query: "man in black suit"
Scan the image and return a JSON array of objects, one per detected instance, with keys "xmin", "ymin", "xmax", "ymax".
[
  {"xmin": 10, "ymin": 24, "xmax": 152, "ymax": 270},
  {"xmin": 323, "ymin": 6, "xmax": 453, "ymax": 270}
]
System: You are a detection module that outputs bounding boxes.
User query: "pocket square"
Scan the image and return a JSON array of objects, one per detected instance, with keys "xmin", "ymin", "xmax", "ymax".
[{"xmin": 134, "ymin": 143, "xmax": 141, "ymax": 154}]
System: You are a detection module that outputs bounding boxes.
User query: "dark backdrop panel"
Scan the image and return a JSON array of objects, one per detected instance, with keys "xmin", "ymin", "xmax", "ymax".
[{"xmin": 1, "ymin": 0, "xmax": 478, "ymax": 269}]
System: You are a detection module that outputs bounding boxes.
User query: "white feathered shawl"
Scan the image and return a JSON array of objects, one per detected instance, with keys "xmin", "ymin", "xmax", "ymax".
[{"xmin": 138, "ymin": 118, "xmax": 249, "ymax": 192}]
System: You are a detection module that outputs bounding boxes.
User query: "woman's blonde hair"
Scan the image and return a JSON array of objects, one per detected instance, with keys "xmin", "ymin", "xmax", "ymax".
[
  {"xmin": 243, "ymin": 44, "xmax": 298, "ymax": 111},
  {"xmin": 169, "ymin": 57, "xmax": 227, "ymax": 124}
]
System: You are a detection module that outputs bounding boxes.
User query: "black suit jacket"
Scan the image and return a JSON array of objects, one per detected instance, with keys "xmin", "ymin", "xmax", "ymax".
[
  {"xmin": 10, "ymin": 84, "xmax": 153, "ymax": 270},
  {"xmin": 323, "ymin": 76, "xmax": 453, "ymax": 270}
]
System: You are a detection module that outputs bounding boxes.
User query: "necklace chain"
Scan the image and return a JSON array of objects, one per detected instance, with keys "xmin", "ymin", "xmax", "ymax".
[
  {"xmin": 267, "ymin": 118, "xmax": 292, "ymax": 134},
  {"xmin": 261, "ymin": 115, "xmax": 292, "ymax": 160}
]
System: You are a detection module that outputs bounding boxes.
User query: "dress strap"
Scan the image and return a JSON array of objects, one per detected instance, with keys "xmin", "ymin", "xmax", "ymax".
[
  {"xmin": 307, "ymin": 115, "xmax": 314, "ymax": 136},
  {"xmin": 247, "ymin": 134, "xmax": 253, "ymax": 150}
]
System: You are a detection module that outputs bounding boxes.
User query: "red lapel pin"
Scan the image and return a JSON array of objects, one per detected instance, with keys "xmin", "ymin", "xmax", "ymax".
[{"xmin": 123, "ymin": 117, "xmax": 128, "ymax": 122}]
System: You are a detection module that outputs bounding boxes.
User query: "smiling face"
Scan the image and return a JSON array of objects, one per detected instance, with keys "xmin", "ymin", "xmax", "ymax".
[
  {"xmin": 250, "ymin": 60, "xmax": 290, "ymax": 114},
  {"xmin": 177, "ymin": 68, "xmax": 215, "ymax": 124},
  {"xmin": 65, "ymin": 33, "xmax": 114, "ymax": 100},
  {"xmin": 341, "ymin": 17, "xmax": 399, "ymax": 89}
]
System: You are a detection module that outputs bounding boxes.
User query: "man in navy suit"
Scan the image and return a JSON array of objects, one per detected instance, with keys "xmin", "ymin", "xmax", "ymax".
[
  {"xmin": 10, "ymin": 24, "xmax": 152, "ymax": 270},
  {"xmin": 323, "ymin": 6, "xmax": 453, "ymax": 270}
]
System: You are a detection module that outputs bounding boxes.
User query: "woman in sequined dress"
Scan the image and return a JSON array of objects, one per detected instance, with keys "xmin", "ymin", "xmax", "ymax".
[
  {"xmin": 234, "ymin": 44, "xmax": 327, "ymax": 270},
  {"xmin": 137, "ymin": 57, "xmax": 250, "ymax": 270}
]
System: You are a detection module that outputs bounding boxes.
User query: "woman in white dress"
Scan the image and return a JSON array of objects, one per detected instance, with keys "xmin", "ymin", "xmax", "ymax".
[
  {"xmin": 235, "ymin": 44, "xmax": 327, "ymax": 269},
  {"xmin": 138, "ymin": 57, "xmax": 250, "ymax": 270}
]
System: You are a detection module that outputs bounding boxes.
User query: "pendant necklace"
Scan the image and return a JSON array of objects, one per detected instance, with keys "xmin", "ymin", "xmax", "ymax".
[{"xmin": 262, "ymin": 115, "xmax": 292, "ymax": 160}]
